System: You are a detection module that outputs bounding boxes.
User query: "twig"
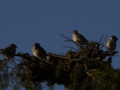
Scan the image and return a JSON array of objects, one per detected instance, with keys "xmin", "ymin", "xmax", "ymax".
[
  {"xmin": 86, "ymin": 42, "xmax": 97, "ymax": 57},
  {"xmin": 96, "ymin": 34, "xmax": 105, "ymax": 53},
  {"xmin": 62, "ymin": 46, "xmax": 78, "ymax": 52},
  {"xmin": 98, "ymin": 51, "xmax": 118, "ymax": 59},
  {"xmin": 86, "ymin": 71, "xmax": 101, "ymax": 84},
  {"xmin": 5, "ymin": 62, "xmax": 23, "ymax": 81},
  {"xmin": 98, "ymin": 34, "xmax": 104, "ymax": 44},
  {"xmin": 14, "ymin": 54, "xmax": 38, "ymax": 59},
  {"xmin": 84, "ymin": 64, "xmax": 101, "ymax": 84},
  {"xmin": 60, "ymin": 34, "xmax": 74, "ymax": 42},
  {"xmin": 101, "ymin": 34, "xmax": 107, "ymax": 45},
  {"xmin": 14, "ymin": 58, "xmax": 23, "ymax": 61},
  {"xmin": 48, "ymin": 52, "xmax": 67, "ymax": 59},
  {"xmin": 71, "ymin": 56, "xmax": 85, "ymax": 62},
  {"xmin": 60, "ymin": 34, "xmax": 77, "ymax": 45},
  {"xmin": 84, "ymin": 63, "xmax": 87, "ymax": 71}
]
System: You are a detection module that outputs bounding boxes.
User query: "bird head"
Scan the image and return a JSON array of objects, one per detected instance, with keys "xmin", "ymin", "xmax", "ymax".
[
  {"xmin": 72, "ymin": 30, "xmax": 78, "ymax": 34},
  {"xmin": 10, "ymin": 44, "xmax": 17, "ymax": 48},
  {"xmin": 110, "ymin": 36, "xmax": 118, "ymax": 41},
  {"xmin": 33, "ymin": 43, "xmax": 40, "ymax": 49}
]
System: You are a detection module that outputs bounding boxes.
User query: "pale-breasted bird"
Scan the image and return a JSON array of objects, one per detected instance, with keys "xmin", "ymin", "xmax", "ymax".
[
  {"xmin": 2, "ymin": 44, "xmax": 17, "ymax": 59},
  {"xmin": 106, "ymin": 36, "xmax": 118, "ymax": 52},
  {"xmin": 72, "ymin": 30, "xmax": 88, "ymax": 47},
  {"xmin": 32, "ymin": 43, "xmax": 47, "ymax": 60}
]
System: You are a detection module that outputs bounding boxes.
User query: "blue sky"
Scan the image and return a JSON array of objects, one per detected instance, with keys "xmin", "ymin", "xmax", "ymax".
[{"xmin": 0, "ymin": 0, "xmax": 120, "ymax": 90}]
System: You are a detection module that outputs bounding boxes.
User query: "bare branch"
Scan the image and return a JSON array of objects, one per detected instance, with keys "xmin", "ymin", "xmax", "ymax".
[
  {"xmin": 86, "ymin": 71, "xmax": 102, "ymax": 84},
  {"xmin": 84, "ymin": 64, "xmax": 101, "ymax": 84},
  {"xmin": 86, "ymin": 42, "xmax": 97, "ymax": 57},
  {"xmin": 62, "ymin": 46, "xmax": 78, "ymax": 51},
  {"xmin": 48, "ymin": 52, "xmax": 67, "ymax": 59},
  {"xmin": 101, "ymin": 34, "xmax": 108, "ymax": 45},
  {"xmin": 60, "ymin": 34, "xmax": 76, "ymax": 44},
  {"xmin": 98, "ymin": 34, "xmax": 104, "ymax": 44}
]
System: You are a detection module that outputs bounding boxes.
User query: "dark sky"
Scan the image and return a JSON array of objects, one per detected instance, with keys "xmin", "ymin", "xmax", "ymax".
[{"xmin": 0, "ymin": 0, "xmax": 120, "ymax": 90}]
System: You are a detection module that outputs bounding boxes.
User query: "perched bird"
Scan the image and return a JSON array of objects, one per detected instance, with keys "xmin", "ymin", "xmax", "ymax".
[
  {"xmin": 106, "ymin": 36, "xmax": 118, "ymax": 52},
  {"xmin": 72, "ymin": 30, "xmax": 88, "ymax": 48},
  {"xmin": 2, "ymin": 44, "xmax": 17, "ymax": 59},
  {"xmin": 32, "ymin": 43, "xmax": 47, "ymax": 60}
]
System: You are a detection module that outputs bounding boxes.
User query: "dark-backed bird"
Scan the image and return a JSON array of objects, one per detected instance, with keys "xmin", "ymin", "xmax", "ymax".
[
  {"xmin": 3, "ymin": 44, "xmax": 17, "ymax": 59},
  {"xmin": 72, "ymin": 30, "xmax": 88, "ymax": 47},
  {"xmin": 106, "ymin": 36, "xmax": 118, "ymax": 52},
  {"xmin": 32, "ymin": 43, "xmax": 47, "ymax": 60}
]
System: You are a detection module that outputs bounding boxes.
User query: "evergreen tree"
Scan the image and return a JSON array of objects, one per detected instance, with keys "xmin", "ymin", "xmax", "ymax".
[{"xmin": 0, "ymin": 35, "xmax": 119, "ymax": 90}]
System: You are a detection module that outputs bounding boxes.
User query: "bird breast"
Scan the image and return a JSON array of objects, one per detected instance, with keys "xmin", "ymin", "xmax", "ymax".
[
  {"xmin": 32, "ymin": 48, "xmax": 39, "ymax": 56},
  {"xmin": 106, "ymin": 40, "xmax": 116, "ymax": 51},
  {"xmin": 72, "ymin": 33, "xmax": 78, "ymax": 42}
]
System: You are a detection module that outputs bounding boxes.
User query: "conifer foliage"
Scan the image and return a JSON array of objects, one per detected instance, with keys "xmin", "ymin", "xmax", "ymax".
[{"xmin": 0, "ymin": 35, "xmax": 120, "ymax": 90}]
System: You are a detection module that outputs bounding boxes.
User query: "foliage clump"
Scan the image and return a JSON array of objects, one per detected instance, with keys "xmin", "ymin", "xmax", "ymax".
[{"xmin": 0, "ymin": 35, "xmax": 119, "ymax": 90}]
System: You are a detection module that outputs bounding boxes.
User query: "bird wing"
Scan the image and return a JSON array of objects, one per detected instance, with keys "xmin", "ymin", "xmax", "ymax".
[
  {"xmin": 77, "ymin": 34, "xmax": 88, "ymax": 42},
  {"xmin": 40, "ymin": 47, "xmax": 47, "ymax": 55},
  {"xmin": 4, "ymin": 46, "xmax": 12, "ymax": 53}
]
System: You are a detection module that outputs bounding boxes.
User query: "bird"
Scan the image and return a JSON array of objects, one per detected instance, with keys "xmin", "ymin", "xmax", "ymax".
[
  {"xmin": 72, "ymin": 30, "xmax": 88, "ymax": 48},
  {"xmin": 106, "ymin": 36, "xmax": 118, "ymax": 52},
  {"xmin": 32, "ymin": 43, "xmax": 47, "ymax": 60},
  {"xmin": 2, "ymin": 44, "xmax": 17, "ymax": 59}
]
